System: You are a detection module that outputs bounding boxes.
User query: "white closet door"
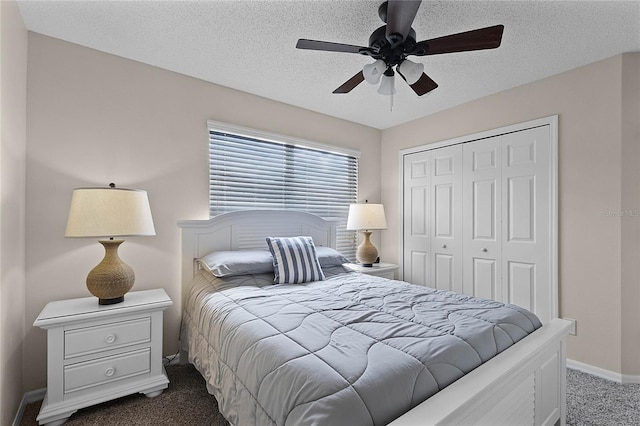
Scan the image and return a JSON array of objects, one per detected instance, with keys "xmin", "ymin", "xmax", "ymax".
[
  {"xmin": 463, "ymin": 136, "xmax": 503, "ymax": 299},
  {"xmin": 430, "ymin": 145, "xmax": 463, "ymax": 293},
  {"xmin": 401, "ymin": 117, "xmax": 556, "ymax": 323},
  {"xmin": 403, "ymin": 151, "xmax": 430, "ymax": 286},
  {"xmin": 502, "ymin": 126, "xmax": 551, "ymax": 319}
]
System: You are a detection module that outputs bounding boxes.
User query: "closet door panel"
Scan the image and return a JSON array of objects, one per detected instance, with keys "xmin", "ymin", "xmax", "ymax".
[
  {"xmin": 472, "ymin": 180, "xmax": 497, "ymax": 240},
  {"xmin": 431, "ymin": 145, "xmax": 463, "ymax": 293},
  {"xmin": 507, "ymin": 176, "xmax": 535, "ymax": 241},
  {"xmin": 473, "ymin": 258, "xmax": 497, "ymax": 300},
  {"xmin": 502, "ymin": 126, "xmax": 550, "ymax": 319},
  {"xmin": 463, "ymin": 137, "xmax": 502, "ymax": 298},
  {"xmin": 508, "ymin": 261, "xmax": 536, "ymax": 312},
  {"xmin": 410, "ymin": 251, "xmax": 429, "ymax": 286},
  {"xmin": 434, "ymin": 184, "xmax": 454, "ymax": 238},
  {"xmin": 403, "ymin": 152, "xmax": 430, "ymax": 286},
  {"xmin": 434, "ymin": 254, "xmax": 454, "ymax": 290}
]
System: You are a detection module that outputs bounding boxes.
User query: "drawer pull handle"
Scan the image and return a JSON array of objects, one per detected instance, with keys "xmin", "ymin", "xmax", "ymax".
[
  {"xmin": 104, "ymin": 367, "xmax": 116, "ymax": 377},
  {"xmin": 105, "ymin": 334, "xmax": 117, "ymax": 344}
]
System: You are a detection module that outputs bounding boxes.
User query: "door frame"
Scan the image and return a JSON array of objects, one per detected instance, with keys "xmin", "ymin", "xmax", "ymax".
[{"xmin": 398, "ymin": 115, "xmax": 559, "ymax": 318}]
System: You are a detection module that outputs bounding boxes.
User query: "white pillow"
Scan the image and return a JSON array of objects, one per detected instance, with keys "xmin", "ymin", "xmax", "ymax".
[
  {"xmin": 198, "ymin": 250, "xmax": 273, "ymax": 277},
  {"xmin": 315, "ymin": 246, "xmax": 351, "ymax": 267},
  {"xmin": 266, "ymin": 236, "xmax": 325, "ymax": 284}
]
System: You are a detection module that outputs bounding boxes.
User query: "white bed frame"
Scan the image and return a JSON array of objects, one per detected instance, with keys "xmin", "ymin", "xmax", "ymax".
[{"xmin": 178, "ymin": 210, "xmax": 572, "ymax": 426}]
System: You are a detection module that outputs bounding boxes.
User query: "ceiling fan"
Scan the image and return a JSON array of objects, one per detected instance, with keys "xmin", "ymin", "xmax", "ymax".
[{"xmin": 296, "ymin": 0, "xmax": 504, "ymax": 97}]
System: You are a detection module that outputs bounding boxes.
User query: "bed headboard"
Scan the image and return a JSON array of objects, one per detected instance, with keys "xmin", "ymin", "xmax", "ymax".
[{"xmin": 178, "ymin": 210, "xmax": 339, "ymax": 303}]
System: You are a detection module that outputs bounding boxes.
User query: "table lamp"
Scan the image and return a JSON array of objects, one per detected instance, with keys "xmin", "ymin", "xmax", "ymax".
[
  {"xmin": 346, "ymin": 203, "xmax": 387, "ymax": 266},
  {"xmin": 65, "ymin": 183, "xmax": 156, "ymax": 305}
]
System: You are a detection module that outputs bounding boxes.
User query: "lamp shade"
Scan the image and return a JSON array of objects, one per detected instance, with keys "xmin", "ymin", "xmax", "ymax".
[
  {"xmin": 346, "ymin": 203, "xmax": 387, "ymax": 231},
  {"xmin": 363, "ymin": 59, "xmax": 386, "ymax": 84},
  {"xmin": 377, "ymin": 74, "xmax": 396, "ymax": 96},
  {"xmin": 398, "ymin": 59, "xmax": 424, "ymax": 85},
  {"xmin": 65, "ymin": 186, "xmax": 156, "ymax": 238}
]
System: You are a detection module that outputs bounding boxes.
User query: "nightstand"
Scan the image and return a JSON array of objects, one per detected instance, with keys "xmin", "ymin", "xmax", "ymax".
[
  {"xmin": 344, "ymin": 263, "xmax": 398, "ymax": 279},
  {"xmin": 33, "ymin": 289, "xmax": 172, "ymax": 425}
]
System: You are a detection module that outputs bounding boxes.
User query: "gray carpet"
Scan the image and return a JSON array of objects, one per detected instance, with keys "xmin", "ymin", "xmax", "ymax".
[
  {"xmin": 21, "ymin": 365, "xmax": 639, "ymax": 425},
  {"xmin": 566, "ymin": 368, "xmax": 640, "ymax": 426}
]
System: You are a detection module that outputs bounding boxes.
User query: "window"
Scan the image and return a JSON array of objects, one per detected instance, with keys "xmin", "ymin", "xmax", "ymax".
[{"xmin": 208, "ymin": 121, "xmax": 359, "ymax": 259}]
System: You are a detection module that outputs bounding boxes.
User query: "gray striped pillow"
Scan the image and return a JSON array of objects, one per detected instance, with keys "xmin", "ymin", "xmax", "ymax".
[{"xmin": 266, "ymin": 236, "xmax": 325, "ymax": 284}]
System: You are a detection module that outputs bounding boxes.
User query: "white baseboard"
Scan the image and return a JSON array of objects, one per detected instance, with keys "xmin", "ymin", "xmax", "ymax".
[
  {"xmin": 622, "ymin": 373, "xmax": 640, "ymax": 384},
  {"xmin": 12, "ymin": 388, "xmax": 46, "ymax": 426},
  {"xmin": 567, "ymin": 358, "xmax": 640, "ymax": 384}
]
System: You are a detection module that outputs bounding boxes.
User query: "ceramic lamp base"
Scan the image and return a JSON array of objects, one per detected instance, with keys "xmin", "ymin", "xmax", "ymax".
[
  {"xmin": 86, "ymin": 239, "xmax": 135, "ymax": 305},
  {"xmin": 356, "ymin": 231, "xmax": 379, "ymax": 267}
]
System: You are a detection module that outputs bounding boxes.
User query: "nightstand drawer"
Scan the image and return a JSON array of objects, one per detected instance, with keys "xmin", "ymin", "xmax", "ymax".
[
  {"xmin": 64, "ymin": 348, "xmax": 151, "ymax": 394},
  {"xmin": 65, "ymin": 317, "xmax": 151, "ymax": 359}
]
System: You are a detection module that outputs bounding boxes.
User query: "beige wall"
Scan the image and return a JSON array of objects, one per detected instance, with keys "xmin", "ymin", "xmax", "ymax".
[
  {"xmin": 24, "ymin": 33, "xmax": 381, "ymax": 390},
  {"xmin": 381, "ymin": 54, "xmax": 639, "ymax": 376},
  {"xmin": 0, "ymin": 0, "xmax": 28, "ymax": 423},
  {"xmin": 620, "ymin": 53, "xmax": 640, "ymax": 377}
]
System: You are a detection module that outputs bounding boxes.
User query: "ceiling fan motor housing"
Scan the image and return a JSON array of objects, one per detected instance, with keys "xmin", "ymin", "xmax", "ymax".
[{"xmin": 367, "ymin": 26, "xmax": 417, "ymax": 67}]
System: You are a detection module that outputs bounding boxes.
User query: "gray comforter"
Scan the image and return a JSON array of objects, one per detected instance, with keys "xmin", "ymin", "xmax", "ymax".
[{"xmin": 181, "ymin": 269, "xmax": 541, "ymax": 426}]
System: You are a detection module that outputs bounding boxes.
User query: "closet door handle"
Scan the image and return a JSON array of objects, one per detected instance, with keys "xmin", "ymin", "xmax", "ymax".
[
  {"xmin": 442, "ymin": 244, "xmax": 447, "ymax": 249},
  {"xmin": 481, "ymin": 248, "xmax": 488, "ymax": 252}
]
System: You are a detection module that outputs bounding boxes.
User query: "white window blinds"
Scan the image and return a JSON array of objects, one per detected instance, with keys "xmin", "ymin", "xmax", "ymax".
[{"xmin": 209, "ymin": 126, "xmax": 359, "ymax": 259}]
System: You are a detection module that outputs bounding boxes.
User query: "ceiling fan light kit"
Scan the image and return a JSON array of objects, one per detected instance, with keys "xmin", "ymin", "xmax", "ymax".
[
  {"xmin": 363, "ymin": 59, "xmax": 386, "ymax": 84},
  {"xmin": 377, "ymin": 70, "xmax": 396, "ymax": 96},
  {"xmin": 398, "ymin": 59, "xmax": 424, "ymax": 85},
  {"xmin": 296, "ymin": 0, "xmax": 504, "ymax": 100}
]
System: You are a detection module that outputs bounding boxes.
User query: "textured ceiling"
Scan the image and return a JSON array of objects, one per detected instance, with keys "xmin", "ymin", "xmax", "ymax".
[{"xmin": 17, "ymin": 0, "xmax": 640, "ymax": 129}]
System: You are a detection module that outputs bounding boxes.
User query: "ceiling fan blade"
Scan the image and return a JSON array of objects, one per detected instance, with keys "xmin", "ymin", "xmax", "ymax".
[
  {"xmin": 333, "ymin": 71, "xmax": 365, "ymax": 94},
  {"xmin": 296, "ymin": 39, "xmax": 366, "ymax": 54},
  {"xmin": 412, "ymin": 24, "xmax": 504, "ymax": 56},
  {"xmin": 398, "ymin": 70, "xmax": 438, "ymax": 96},
  {"xmin": 385, "ymin": 0, "xmax": 422, "ymax": 46}
]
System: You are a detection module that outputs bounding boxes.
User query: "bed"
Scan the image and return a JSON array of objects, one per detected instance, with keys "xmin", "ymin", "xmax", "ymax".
[{"xmin": 178, "ymin": 210, "xmax": 572, "ymax": 425}]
